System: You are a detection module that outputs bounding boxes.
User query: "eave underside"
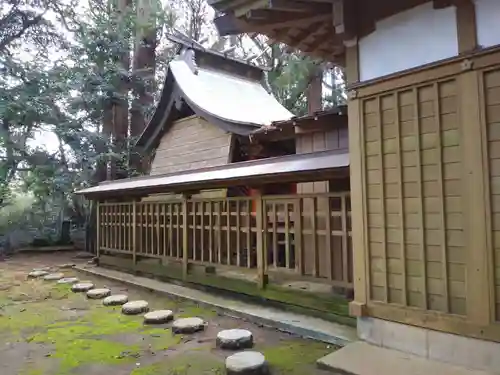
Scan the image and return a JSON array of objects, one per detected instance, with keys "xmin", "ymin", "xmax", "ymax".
[{"xmin": 212, "ymin": 0, "xmax": 436, "ymax": 63}]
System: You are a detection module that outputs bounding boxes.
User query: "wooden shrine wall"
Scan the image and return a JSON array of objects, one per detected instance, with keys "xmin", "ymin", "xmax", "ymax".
[
  {"xmin": 296, "ymin": 124, "xmax": 348, "ymax": 194},
  {"xmin": 349, "ymin": 48, "xmax": 500, "ymax": 343},
  {"xmin": 150, "ymin": 115, "xmax": 232, "ymax": 175},
  {"xmin": 147, "ymin": 115, "xmax": 231, "ymax": 199},
  {"xmin": 294, "ymin": 123, "xmax": 350, "ymax": 282}
]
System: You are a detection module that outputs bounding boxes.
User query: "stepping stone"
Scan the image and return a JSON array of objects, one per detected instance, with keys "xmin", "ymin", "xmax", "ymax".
[
  {"xmin": 103, "ymin": 294, "xmax": 128, "ymax": 306},
  {"xmin": 216, "ymin": 329, "xmax": 253, "ymax": 350},
  {"xmin": 144, "ymin": 310, "xmax": 174, "ymax": 324},
  {"xmin": 225, "ymin": 351, "xmax": 268, "ymax": 375},
  {"xmin": 33, "ymin": 267, "xmax": 51, "ymax": 272},
  {"xmin": 43, "ymin": 273, "xmax": 64, "ymax": 281},
  {"xmin": 57, "ymin": 277, "xmax": 79, "ymax": 284},
  {"xmin": 71, "ymin": 282, "xmax": 95, "ymax": 292},
  {"xmin": 171, "ymin": 317, "xmax": 205, "ymax": 334},
  {"xmin": 74, "ymin": 252, "xmax": 94, "ymax": 259},
  {"xmin": 28, "ymin": 270, "xmax": 49, "ymax": 278},
  {"xmin": 122, "ymin": 300, "xmax": 149, "ymax": 315},
  {"xmin": 58, "ymin": 263, "xmax": 75, "ymax": 269},
  {"xmin": 87, "ymin": 288, "xmax": 111, "ymax": 299}
]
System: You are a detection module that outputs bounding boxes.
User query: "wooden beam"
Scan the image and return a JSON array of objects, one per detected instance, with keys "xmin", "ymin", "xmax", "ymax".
[
  {"xmin": 305, "ymin": 26, "xmax": 343, "ymax": 53},
  {"xmin": 433, "ymin": 0, "xmax": 453, "ymax": 8},
  {"xmin": 295, "ymin": 22, "xmax": 329, "ymax": 51},
  {"xmin": 267, "ymin": 0, "xmax": 331, "ymax": 13},
  {"xmin": 250, "ymin": 127, "xmax": 296, "ymax": 142},
  {"xmin": 295, "ymin": 115, "xmax": 347, "ymax": 134},
  {"xmin": 233, "ymin": 0, "xmax": 268, "ymax": 18},
  {"xmin": 332, "ymin": 0, "xmax": 357, "ymax": 40},
  {"xmin": 246, "ymin": 12, "xmax": 331, "ymax": 32},
  {"xmin": 455, "ymin": 0, "xmax": 478, "ymax": 53},
  {"xmin": 345, "ymin": 42, "xmax": 359, "ymax": 85}
]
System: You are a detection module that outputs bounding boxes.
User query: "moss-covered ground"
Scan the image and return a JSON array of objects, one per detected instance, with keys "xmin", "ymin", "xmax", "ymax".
[{"xmin": 0, "ymin": 253, "xmax": 336, "ymax": 375}]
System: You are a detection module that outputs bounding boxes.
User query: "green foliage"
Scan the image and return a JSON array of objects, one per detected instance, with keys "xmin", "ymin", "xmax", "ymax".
[
  {"xmin": 0, "ymin": 194, "xmax": 35, "ymax": 233},
  {"xmin": 0, "ymin": 0, "xmax": 345, "ymax": 246}
]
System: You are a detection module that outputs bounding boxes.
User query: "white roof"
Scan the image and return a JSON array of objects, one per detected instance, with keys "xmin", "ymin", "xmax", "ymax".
[{"xmin": 169, "ymin": 58, "xmax": 294, "ymax": 126}]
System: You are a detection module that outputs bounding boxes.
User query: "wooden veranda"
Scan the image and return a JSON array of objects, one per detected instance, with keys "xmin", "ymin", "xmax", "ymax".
[
  {"xmin": 79, "ymin": 150, "xmax": 354, "ymax": 324},
  {"xmin": 97, "ymin": 192, "xmax": 352, "ymax": 289}
]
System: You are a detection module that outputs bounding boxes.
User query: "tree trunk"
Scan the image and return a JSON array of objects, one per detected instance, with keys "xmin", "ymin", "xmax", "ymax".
[
  {"xmin": 307, "ymin": 68, "xmax": 323, "ymax": 114},
  {"xmin": 113, "ymin": 0, "xmax": 132, "ymax": 180},
  {"xmin": 130, "ymin": 0, "xmax": 157, "ymax": 175}
]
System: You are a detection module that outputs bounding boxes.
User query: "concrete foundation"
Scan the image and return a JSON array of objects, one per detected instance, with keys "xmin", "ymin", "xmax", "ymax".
[{"xmin": 357, "ymin": 317, "xmax": 500, "ymax": 373}]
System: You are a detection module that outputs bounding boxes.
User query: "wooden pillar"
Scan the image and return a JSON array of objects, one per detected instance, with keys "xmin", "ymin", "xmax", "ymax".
[
  {"xmin": 255, "ymin": 195, "xmax": 267, "ymax": 288},
  {"xmin": 182, "ymin": 196, "xmax": 189, "ymax": 280},
  {"xmin": 460, "ymin": 68, "xmax": 492, "ymax": 325},
  {"xmin": 96, "ymin": 201, "xmax": 101, "ymax": 259},
  {"xmin": 456, "ymin": 0, "xmax": 478, "ymax": 54},
  {"xmin": 345, "ymin": 41, "xmax": 368, "ymax": 316},
  {"xmin": 132, "ymin": 200, "xmax": 137, "ymax": 265}
]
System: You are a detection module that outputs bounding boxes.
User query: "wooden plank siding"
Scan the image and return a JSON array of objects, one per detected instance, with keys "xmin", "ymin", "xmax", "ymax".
[
  {"xmin": 350, "ymin": 47, "xmax": 500, "ymax": 342},
  {"xmin": 484, "ymin": 67, "xmax": 500, "ymax": 322},
  {"xmin": 296, "ymin": 126, "xmax": 349, "ymax": 194},
  {"xmin": 150, "ymin": 115, "xmax": 232, "ymax": 175},
  {"xmin": 147, "ymin": 115, "xmax": 232, "ymax": 200},
  {"xmin": 295, "ymin": 126, "xmax": 350, "ymax": 280},
  {"xmin": 363, "ymin": 81, "xmax": 466, "ymax": 314}
]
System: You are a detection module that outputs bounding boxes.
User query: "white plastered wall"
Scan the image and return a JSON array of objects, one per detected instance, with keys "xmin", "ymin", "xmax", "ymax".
[{"xmin": 358, "ymin": 2, "xmax": 458, "ymax": 81}]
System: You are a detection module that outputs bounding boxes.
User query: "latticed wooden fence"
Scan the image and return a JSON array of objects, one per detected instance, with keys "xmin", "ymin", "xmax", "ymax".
[{"xmin": 97, "ymin": 192, "xmax": 353, "ymax": 290}]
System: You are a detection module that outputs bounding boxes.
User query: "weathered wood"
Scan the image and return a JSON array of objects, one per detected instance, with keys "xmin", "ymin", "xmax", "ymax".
[
  {"xmin": 456, "ymin": 0, "xmax": 477, "ymax": 54},
  {"xmin": 394, "ymin": 93, "xmax": 407, "ymax": 306},
  {"xmin": 182, "ymin": 199, "xmax": 188, "ymax": 278},
  {"xmin": 413, "ymin": 87, "xmax": 428, "ymax": 310},
  {"xmin": 96, "ymin": 202, "xmax": 101, "ymax": 258},
  {"xmin": 97, "ymin": 193, "xmax": 354, "ymax": 293},
  {"xmin": 132, "ymin": 201, "xmax": 137, "ymax": 265},
  {"xmin": 255, "ymin": 196, "xmax": 266, "ymax": 288},
  {"xmin": 236, "ymin": 201, "xmax": 241, "ymax": 266},
  {"xmin": 295, "ymin": 198, "xmax": 304, "ymax": 275},
  {"xmin": 433, "ymin": 83, "xmax": 450, "ymax": 313},
  {"xmin": 348, "ymin": 98, "xmax": 368, "ymax": 308},
  {"xmin": 461, "ymin": 70, "xmax": 491, "ymax": 325},
  {"xmin": 150, "ymin": 116, "xmax": 232, "ymax": 176}
]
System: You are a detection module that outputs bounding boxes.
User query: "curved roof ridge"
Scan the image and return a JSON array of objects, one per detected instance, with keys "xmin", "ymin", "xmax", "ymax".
[{"xmin": 137, "ymin": 42, "xmax": 294, "ymax": 150}]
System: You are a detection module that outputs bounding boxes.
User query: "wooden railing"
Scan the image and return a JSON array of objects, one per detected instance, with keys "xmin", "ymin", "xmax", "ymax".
[{"xmin": 97, "ymin": 193, "xmax": 352, "ymax": 290}]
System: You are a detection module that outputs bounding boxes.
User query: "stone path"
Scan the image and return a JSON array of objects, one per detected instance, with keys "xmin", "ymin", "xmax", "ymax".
[
  {"xmin": 28, "ymin": 270, "xmax": 48, "ymax": 278},
  {"xmin": 71, "ymin": 282, "xmax": 94, "ymax": 292},
  {"xmin": 87, "ymin": 288, "xmax": 111, "ymax": 299},
  {"xmin": 143, "ymin": 310, "xmax": 174, "ymax": 324},
  {"xmin": 30, "ymin": 266, "xmax": 271, "ymax": 374},
  {"xmin": 75, "ymin": 265, "xmax": 357, "ymax": 346},
  {"xmin": 103, "ymin": 294, "xmax": 128, "ymax": 306},
  {"xmin": 226, "ymin": 351, "xmax": 268, "ymax": 375},
  {"xmin": 172, "ymin": 317, "xmax": 205, "ymax": 334},
  {"xmin": 43, "ymin": 273, "xmax": 64, "ymax": 281},
  {"xmin": 122, "ymin": 300, "xmax": 149, "ymax": 315},
  {"xmin": 217, "ymin": 329, "xmax": 254, "ymax": 350}
]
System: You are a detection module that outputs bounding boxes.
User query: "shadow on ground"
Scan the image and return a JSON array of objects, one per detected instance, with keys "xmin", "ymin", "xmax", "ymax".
[{"xmin": 0, "ymin": 253, "xmax": 336, "ymax": 375}]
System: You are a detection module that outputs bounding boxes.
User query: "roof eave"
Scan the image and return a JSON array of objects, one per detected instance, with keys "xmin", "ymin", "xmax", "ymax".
[{"xmin": 76, "ymin": 150, "xmax": 350, "ymax": 199}]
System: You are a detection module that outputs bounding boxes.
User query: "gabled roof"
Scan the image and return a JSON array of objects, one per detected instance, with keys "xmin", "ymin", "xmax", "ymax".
[{"xmin": 137, "ymin": 34, "xmax": 293, "ymax": 151}]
